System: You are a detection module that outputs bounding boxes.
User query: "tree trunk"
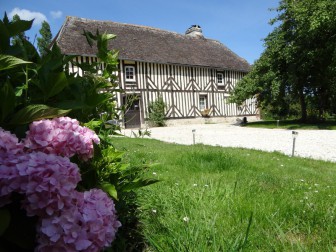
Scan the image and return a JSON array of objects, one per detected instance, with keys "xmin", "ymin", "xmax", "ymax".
[
  {"xmin": 299, "ymin": 88, "xmax": 307, "ymax": 122},
  {"xmin": 318, "ymin": 87, "xmax": 328, "ymax": 120}
]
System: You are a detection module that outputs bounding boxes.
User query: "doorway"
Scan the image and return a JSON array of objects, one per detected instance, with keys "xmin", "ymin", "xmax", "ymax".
[{"xmin": 123, "ymin": 95, "xmax": 141, "ymax": 128}]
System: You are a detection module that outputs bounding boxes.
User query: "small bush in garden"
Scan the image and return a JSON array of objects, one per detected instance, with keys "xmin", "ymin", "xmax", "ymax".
[
  {"xmin": 131, "ymin": 128, "xmax": 151, "ymax": 138},
  {"xmin": 148, "ymin": 96, "xmax": 166, "ymax": 127}
]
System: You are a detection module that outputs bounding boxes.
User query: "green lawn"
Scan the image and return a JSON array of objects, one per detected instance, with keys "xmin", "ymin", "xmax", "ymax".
[
  {"xmin": 244, "ymin": 119, "xmax": 336, "ymax": 130},
  {"xmin": 113, "ymin": 137, "xmax": 336, "ymax": 251}
]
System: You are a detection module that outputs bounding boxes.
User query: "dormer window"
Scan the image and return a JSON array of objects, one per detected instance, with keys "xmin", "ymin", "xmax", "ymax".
[
  {"xmin": 217, "ymin": 73, "xmax": 224, "ymax": 85},
  {"xmin": 125, "ymin": 66, "xmax": 135, "ymax": 82}
]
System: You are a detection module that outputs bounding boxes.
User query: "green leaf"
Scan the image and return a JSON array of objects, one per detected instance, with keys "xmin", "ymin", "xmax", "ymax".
[
  {"xmin": 101, "ymin": 148, "xmax": 124, "ymax": 161},
  {"xmin": 101, "ymin": 33, "xmax": 116, "ymax": 41},
  {"xmin": 118, "ymin": 163, "xmax": 130, "ymax": 171},
  {"xmin": 0, "ymin": 81, "xmax": 16, "ymax": 121},
  {"xmin": 15, "ymin": 85, "xmax": 25, "ymax": 97},
  {"xmin": 100, "ymin": 183, "xmax": 118, "ymax": 200},
  {"xmin": 9, "ymin": 104, "xmax": 70, "ymax": 125},
  {"xmin": 55, "ymin": 100, "xmax": 86, "ymax": 110},
  {"xmin": 121, "ymin": 178, "xmax": 160, "ymax": 192},
  {"xmin": 86, "ymin": 92, "xmax": 111, "ymax": 107},
  {"xmin": 84, "ymin": 120, "xmax": 103, "ymax": 129},
  {"xmin": 17, "ymin": 38, "xmax": 40, "ymax": 63},
  {"xmin": 0, "ymin": 54, "xmax": 31, "ymax": 71},
  {"xmin": 45, "ymin": 72, "xmax": 68, "ymax": 99},
  {"xmin": 7, "ymin": 19, "xmax": 34, "ymax": 37},
  {"xmin": 0, "ymin": 208, "xmax": 11, "ymax": 236},
  {"xmin": 82, "ymin": 30, "xmax": 96, "ymax": 47}
]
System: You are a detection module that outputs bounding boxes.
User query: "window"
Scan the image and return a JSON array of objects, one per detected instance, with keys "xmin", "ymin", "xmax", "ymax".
[
  {"xmin": 217, "ymin": 73, "xmax": 224, "ymax": 85},
  {"xmin": 199, "ymin": 95, "xmax": 207, "ymax": 111},
  {"xmin": 125, "ymin": 66, "xmax": 135, "ymax": 82}
]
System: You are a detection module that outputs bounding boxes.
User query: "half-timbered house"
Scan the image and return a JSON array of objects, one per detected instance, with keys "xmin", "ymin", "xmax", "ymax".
[{"xmin": 55, "ymin": 16, "xmax": 258, "ymax": 128}]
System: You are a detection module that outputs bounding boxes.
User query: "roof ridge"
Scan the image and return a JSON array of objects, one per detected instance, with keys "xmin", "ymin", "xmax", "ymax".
[
  {"xmin": 54, "ymin": 16, "xmax": 71, "ymax": 44},
  {"xmin": 67, "ymin": 16, "xmax": 210, "ymax": 41},
  {"xmin": 69, "ymin": 16, "xmax": 178, "ymax": 33}
]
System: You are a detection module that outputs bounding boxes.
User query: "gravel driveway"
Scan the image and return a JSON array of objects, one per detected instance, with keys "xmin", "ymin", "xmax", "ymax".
[{"xmin": 122, "ymin": 124, "xmax": 336, "ymax": 162}]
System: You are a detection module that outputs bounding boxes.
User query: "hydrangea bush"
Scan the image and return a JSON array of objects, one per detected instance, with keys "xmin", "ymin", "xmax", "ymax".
[
  {"xmin": 0, "ymin": 117, "xmax": 121, "ymax": 251},
  {"xmin": 1, "ymin": 18, "xmax": 158, "ymax": 250}
]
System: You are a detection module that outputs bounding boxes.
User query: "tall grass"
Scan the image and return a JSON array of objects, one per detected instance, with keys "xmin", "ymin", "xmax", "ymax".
[{"xmin": 113, "ymin": 138, "xmax": 336, "ymax": 251}]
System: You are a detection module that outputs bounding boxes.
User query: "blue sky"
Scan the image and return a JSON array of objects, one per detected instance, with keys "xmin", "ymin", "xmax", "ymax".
[{"xmin": 1, "ymin": 0, "xmax": 279, "ymax": 64}]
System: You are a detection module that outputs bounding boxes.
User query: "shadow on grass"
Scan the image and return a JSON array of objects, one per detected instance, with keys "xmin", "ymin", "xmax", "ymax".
[
  {"xmin": 244, "ymin": 119, "xmax": 336, "ymax": 130},
  {"xmin": 110, "ymin": 192, "xmax": 147, "ymax": 252}
]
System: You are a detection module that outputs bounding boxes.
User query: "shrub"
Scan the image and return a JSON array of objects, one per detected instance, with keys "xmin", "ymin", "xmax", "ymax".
[{"xmin": 148, "ymin": 96, "xmax": 166, "ymax": 127}]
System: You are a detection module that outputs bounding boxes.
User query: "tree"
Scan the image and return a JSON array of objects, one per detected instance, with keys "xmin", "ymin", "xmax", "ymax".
[
  {"xmin": 231, "ymin": 0, "xmax": 336, "ymax": 121},
  {"xmin": 37, "ymin": 21, "xmax": 52, "ymax": 56}
]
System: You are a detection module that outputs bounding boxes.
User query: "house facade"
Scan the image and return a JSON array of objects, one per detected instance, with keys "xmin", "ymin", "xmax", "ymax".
[{"xmin": 55, "ymin": 17, "xmax": 258, "ymax": 128}]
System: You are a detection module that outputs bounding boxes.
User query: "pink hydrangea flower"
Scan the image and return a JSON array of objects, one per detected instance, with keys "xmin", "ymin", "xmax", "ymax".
[
  {"xmin": 0, "ymin": 151, "xmax": 81, "ymax": 216},
  {"xmin": 0, "ymin": 155, "xmax": 26, "ymax": 207},
  {"xmin": 0, "ymin": 128, "xmax": 26, "ymax": 205},
  {"xmin": 0, "ymin": 127, "xmax": 24, "ymax": 159},
  {"xmin": 24, "ymin": 117, "xmax": 100, "ymax": 161},
  {"xmin": 37, "ymin": 189, "xmax": 121, "ymax": 252},
  {"xmin": 20, "ymin": 152, "xmax": 81, "ymax": 217}
]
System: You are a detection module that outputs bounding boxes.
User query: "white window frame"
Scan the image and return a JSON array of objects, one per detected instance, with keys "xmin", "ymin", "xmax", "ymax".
[
  {"xmin": 125, "ymin": 66, "xmax": 136, "ymax": 82},
  {"xmin": 217, "ymin": 73, "xmax": 224, "ymax": 86},
  {"xmin": 199, "ymin": 95, "xmax": 207, "ymax": 111}
]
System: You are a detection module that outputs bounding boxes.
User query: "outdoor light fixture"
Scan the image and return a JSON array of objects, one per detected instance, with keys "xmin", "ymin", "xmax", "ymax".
[
  {"xmin": 292, "ymin": 131, "xmax": 299, "ymax": 156},
  {"xmin": 192, "ymin": 129, "xmax": 196, "ymax": 145}
]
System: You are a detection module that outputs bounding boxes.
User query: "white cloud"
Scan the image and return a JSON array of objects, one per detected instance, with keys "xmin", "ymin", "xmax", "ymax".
[
  {"xmin": 9, "ymin": 8, "xmax": 47, "ymax": 26},
  {"xmin": 50, "ymin": 10, "xmax": 63, "ymax": 19}
]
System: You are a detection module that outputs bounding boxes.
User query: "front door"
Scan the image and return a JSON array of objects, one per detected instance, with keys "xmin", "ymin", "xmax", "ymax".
[{"xmin": 124, "ymin": 96, "xmax": 141, "ymax": 128}]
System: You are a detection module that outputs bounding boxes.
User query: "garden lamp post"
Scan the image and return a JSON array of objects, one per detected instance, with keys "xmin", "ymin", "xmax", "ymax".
[
  {"xmin": 292, "ymin": 131, "xmax": 298, "ymax": 156},
  {"xmin": 192, "ymin": 129, "xmax": 196, "ymax": 145}
]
